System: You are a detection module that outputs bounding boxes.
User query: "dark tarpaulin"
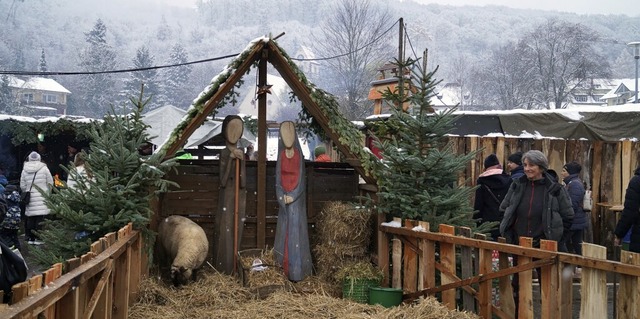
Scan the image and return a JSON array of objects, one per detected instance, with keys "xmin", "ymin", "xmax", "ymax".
[
  {"xmin": 498, "ymin": 112, "xmax": 640, "ymax": 141},
  {"xmin": 450, "ymin": 114, "xmax": 502, "ymax": 136}
]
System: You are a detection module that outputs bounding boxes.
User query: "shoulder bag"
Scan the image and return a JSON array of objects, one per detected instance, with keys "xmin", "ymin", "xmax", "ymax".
[{"xmin": 21, "ymin": 168, "xmax": 41, "ymax": 206}]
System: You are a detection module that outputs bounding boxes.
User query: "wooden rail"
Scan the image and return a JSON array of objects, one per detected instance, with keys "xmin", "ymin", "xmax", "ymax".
[
  {"xmin": 378, "ymin": 216, "xmax": 640, "ymax": 319},
  {"xmin": 0, "ymin": 223, "xmax": 144, "ymax": 319}
]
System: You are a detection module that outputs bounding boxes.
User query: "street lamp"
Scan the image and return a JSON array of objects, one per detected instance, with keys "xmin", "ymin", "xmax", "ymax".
[{"xmin": 628, "ymin": 42, "xmax": 640, "ymax": 103}]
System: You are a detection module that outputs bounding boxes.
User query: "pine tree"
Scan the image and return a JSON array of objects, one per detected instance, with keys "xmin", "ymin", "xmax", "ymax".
[
  {"xmin": 78, "ymin": 19, "xmax": 118, "ymax": 117},
  {"xmin": 32, "ymin": 91, "xmax": 177, "ymax": 267},
  {"xmin": 121, "ymin": 46, "xmax": 160, "ymax": 111},
  {"xmin": 0, "ymin": 75, "xmax": 15, "ymax": 114},
  {"xmin": 371, "ymin": 57, "xmax": 492, "ymax": 233},
  {"xmin": 38, "ymin": 48, "xmax": 48, "ymax": 76},
  {"xmin": 158, "ymin": 43, "xmax": 191, "ymax": 108}
]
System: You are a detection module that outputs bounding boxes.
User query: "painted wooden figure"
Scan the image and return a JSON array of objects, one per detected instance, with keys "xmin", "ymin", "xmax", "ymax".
[
  {"xmin": 213, "ymin": 115, "xmax": 247, "ymax": 274},
  {"xmin": 274, "ymin": 121, "xmax": 313, "ymax": 281}
]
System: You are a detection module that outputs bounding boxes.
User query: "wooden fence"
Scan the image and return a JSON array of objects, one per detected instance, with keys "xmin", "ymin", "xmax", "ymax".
[
  {"xmin": 378, "ymin": 217, "xmax": 640, "ymax": 319},
  {"xmin": 0, "ymin": 223, "xmax": 145, "ymax": 319}
]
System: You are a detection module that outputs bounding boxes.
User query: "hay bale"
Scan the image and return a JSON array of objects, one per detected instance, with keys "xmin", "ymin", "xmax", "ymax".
[{"xmin": 316, "ymin": 201, "xmax": 373, "ymax": 248}]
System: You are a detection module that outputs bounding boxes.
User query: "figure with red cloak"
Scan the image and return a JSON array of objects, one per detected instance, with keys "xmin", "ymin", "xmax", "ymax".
[{"xmin": 274, "ymin": 121, "xmax": 313, "ymax": 281}]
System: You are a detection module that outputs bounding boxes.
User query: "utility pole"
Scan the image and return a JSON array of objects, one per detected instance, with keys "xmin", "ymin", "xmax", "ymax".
[{"xmin": 629, "ymin": 42, "xmax": 640, "ymax": 103}]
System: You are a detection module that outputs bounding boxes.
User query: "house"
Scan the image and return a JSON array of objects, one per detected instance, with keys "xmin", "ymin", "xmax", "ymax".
[
  {"xmin": 599, "ymin": 78, "xmax": 639, "ymax": 106},
  {"xmin": 292, "ymin": 45, "xmax": 320, "ymax": 80},
  {"xmin": 564, "ymin": 78, "xmax": 622, "ymax": 108},
  {"xmin": 4, "ymin": 75, "xmax": 71, "ymax": 115}
]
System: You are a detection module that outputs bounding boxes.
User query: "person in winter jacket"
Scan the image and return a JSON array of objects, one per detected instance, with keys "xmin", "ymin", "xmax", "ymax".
[
  {"xmin": 561, "ymin": 161, "xmax": 588, "ymax": 255},
  {"xmin": 66, "ymin": 151, "xmax": 91, "ymax": 190},
  {"xmin": 20, "ymin": 151, "xmax": 53, "ymax": 245},
  {"xmin": 499, "ymin": 150, "xmax": 574, "ymax": 246},
  {"xmin": 499, "ymin": 150, "xmax": 573, "ymax": 317},
  {"xmin": 1, "ymin": 185, "xmax": 22, "ymax": 250},
  {"xmin": 614, "ymin": 166, "xmax": 640, "ymax": 253},
  {"xmin": 473, "ymin": 154, "xmax": 512, "ymax": 240},
  {"xmin": 507, "ymin": 151, "xmax": 524, "ymax": 180}
]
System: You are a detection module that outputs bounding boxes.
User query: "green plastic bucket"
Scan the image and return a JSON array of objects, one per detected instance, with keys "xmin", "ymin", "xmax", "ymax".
[
  {"xmin": 342, "ymin": 278, "xmax": 379, "ymax": 303},
  {"xmin": 368, "ymin": 287, "xmax": 403, "ymax": 307}
]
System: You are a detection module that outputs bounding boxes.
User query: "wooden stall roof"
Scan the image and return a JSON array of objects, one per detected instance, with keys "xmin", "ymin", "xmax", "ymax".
[{"xmin": 157, "ymin": 36, "xmax": 378, "ymax": 185}]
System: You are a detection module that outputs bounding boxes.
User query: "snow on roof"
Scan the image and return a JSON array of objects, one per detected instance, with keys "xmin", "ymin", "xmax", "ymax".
[
  {"xmin": 600, "ymin": 78, "xmax": 638, "ymax": 100},
  {"xmin": 6, "ymin": 75, "xmax": 71, "ymax": 94}
]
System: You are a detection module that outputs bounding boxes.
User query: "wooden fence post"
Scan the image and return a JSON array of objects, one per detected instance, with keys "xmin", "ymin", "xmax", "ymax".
[
  {"xmin": 518, "ymin": 237, "xmax": 534, "ymax": 319},
  {"xmin": 377, "ymin": 213, "xmax": 390, "ymax": 287},
  {"xmin": 540, "ymin": 239, "xmax": 559, "ymax": 319},
  {"xmin": 459, "ymin": 227, "xmax": 475, "ymax": 312},
  {"xmin": 497, "ymin": 237, "xmax": 515, "ymax": 318},
  {"xmin": 403, "ymin": 220, "xmax": 418, "ymax": 293},
  {"xmin": 475, "ymin": 233, "xmax": 492, "ymax": 319},
  {"xmin": 580, "ymin": 243, "xmax": 607, "ymax": 319},
  {"xmin": 618, "ymin": 250, "xmax": 640, "ymax": 318},
  {"xmin": 392, "ymin": 217, "xmax": 402, "ymax": 289},
  {"xmin": 439, "ymin": 224, "xmax": 456, "ymax": 309}
]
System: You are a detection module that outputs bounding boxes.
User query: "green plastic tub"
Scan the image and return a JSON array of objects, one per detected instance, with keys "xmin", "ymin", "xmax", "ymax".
[{"xmin": 368, "ymin": 287, "xmax": 403, "ymax": 307}]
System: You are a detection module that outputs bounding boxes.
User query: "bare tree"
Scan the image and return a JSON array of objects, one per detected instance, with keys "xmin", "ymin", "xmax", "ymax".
[
  {"xmin": 470, "ymin": 42, "xmax": 537, "ymax": 110},
  {"xmin": 314, "ymin": 0, "xmax": 395, "ymax": 120},
  {"xmin": 522, "ymin": 18, "xmax": 610, "ymax": 109}
]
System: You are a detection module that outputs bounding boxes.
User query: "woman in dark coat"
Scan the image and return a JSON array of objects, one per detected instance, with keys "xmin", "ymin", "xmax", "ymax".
[
  {"xmin": 213, "ymin": 115, "xmax": 247, "ymax": 274},
  {"xmin": 274, "ymin": 121, "xmax": 312, "ymax": 282},
  {"xmin": 473, "ymin": 154, "xmax": 512, "ymax": 240},
  {"xmin": 561, "ymin": 161, "xmax": 588, "ymax": 255},
  {"xmin": 499, "ymin": 150, "xmax": 573, "ymax": 317},
  {"xmin": 614, "ymin": 166, "xmax": 640, "ymax": 252}
]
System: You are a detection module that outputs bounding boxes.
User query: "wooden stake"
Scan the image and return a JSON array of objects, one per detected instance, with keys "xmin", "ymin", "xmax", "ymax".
[{"xmin": 233, "ymin": 157, "xmax": 240, "ymax": 275}]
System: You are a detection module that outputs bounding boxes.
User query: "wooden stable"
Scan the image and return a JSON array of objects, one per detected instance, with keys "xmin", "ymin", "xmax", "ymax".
[
  {"xmin": 0, "ymin": 223, "xmax": 144, "ymax": 319},
  {"xmin": 154, "ymin": 160, "xmax": 360, "ymax": 259},
  {"xmin": 379, "ymin": 217, "xmax": 640, "ymax": 319}
]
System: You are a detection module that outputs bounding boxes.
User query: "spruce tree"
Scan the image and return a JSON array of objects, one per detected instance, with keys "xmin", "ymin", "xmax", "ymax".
[
  {"xmin": 371, "ymin": 57, "xmax": 493, "ymax": 233},
  {"xmin": 158, "ymin": 43, "xmax": 191, "ymax": 108},
  {"xmin": 38, "ymin": 48, "xmax": 48, "ymax": 76},
  {"xmin": 32, "ymin": 91, "xmax": 177, "ymax": 267},
  {"xmin": 122, "ymin": 46, "xmax": 160, "ymax": 111},
  {"xmin": 78, "ymin": 19, "xmax": 117, "ymax": 117}
]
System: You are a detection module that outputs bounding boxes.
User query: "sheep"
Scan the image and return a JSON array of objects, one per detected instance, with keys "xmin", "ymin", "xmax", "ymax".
[{"xmin": 157, "ymin": 215, "xmax": 209, "ymax": 286}]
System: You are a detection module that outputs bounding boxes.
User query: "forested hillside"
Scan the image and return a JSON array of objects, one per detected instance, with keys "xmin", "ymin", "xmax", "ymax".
[{"xmin": 0, "ymin": 0, "xmax": 638, "ymax": 117}]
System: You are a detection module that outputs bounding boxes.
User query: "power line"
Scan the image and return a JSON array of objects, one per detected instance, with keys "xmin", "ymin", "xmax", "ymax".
[
  {"xmin": 0, "ymin": 53, "xmax": 239, "ymax": 76},
  {"xmin": 1, "ymin": 20, "xmax": 400, "ymax": 77}
]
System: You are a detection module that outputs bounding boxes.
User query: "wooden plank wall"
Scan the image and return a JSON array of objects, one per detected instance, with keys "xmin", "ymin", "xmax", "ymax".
[
  {"xmin": 450, "ymin": 136, "xmax": 640, "ymax": 247},
  {"xmin": 158, "ymin": 160, "xmax": 360, "ymax": 260}
]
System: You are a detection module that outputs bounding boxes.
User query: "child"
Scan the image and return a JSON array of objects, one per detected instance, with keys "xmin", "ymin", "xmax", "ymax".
[{"xmin": 0, "ymin": 185, "xmax": 22, "ymax": 250}]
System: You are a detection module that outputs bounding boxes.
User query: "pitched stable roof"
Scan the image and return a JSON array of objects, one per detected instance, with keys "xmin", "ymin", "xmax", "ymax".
[{"xmin": 157, "ymin": 37, "xmax": 378, "ymax": 184}]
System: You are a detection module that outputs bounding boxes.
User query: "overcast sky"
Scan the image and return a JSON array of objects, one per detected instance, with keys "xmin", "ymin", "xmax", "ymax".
[
  {"xmin": 164, "ymin": 0, "xmax": 638, "ymax": 17},
  {"xmin": 413, "ymin": 0, "xmax": 638, "ymax": 16}
]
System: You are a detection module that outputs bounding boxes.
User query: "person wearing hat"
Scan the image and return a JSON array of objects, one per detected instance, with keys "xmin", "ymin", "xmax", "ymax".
[
  {"xmin": 507, "ymin": 151, "xmax": 524, "ymax": 180},
  {"xmin": 561, "ymin": 161, "xmax": 588, "ymax": 256},
  {"xmin": 314, "ymin": 145, "xmax": 331, "ymax": 162},
  {"xmin": 20, "ymin": 151, "xmax": 53, "ymax": 245},
  {"xmin": 499, "ymin": 150, "xmax": 573, "ymax": 316},
  {"xmin": 1, "ymin": 184, "xmax": 22, "ymax": 250},
  {"xmin": 473, "ymin": 154, "xmax": 511, "ymax": 240}
]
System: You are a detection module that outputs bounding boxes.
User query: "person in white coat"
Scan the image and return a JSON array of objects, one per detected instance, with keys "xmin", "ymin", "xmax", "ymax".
[
  {"xmin": 66, "ymin": 151, "xmax": 91, "ymax": 190},
  {"xmin": 20, "ymin": 151, "xmax": 53, "ymax": 245}
]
